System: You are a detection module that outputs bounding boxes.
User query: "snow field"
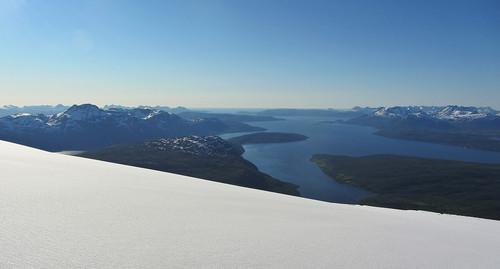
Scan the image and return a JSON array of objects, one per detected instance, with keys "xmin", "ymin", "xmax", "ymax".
[{"xmin": 1, "ymin": 140, "xmax": 499, "ymax": 268}]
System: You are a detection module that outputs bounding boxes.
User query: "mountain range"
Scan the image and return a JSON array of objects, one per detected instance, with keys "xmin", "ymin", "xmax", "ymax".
[
  {"xmin": 0, "ymin": 104, "xmax": 69, "ymax": 117},
  {"xmin": 0, "ymin": 104, "xmax": 191, "ymax": 117},
  {"xmin": 257, "ymin": 107, "xmax": 377, "ymax": 118},
  {"xmin": 345, "ymin": 105, "xmax": 500, "ymax": 152},
  {"xmin": 348, "ymin": 105, "xmax": 500, "ymax": 128},
  {"xmin": 3, "ymin": 104, "xmax": 499, "ymax": 152},
  {"xmin": 0, "ymin": 104, "xmax": 263, "ymax": 151}
]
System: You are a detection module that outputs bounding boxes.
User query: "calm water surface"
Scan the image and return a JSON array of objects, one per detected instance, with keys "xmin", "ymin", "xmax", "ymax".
[{"xmin": 221, "ymin": 116, "xmax": 500, "ymax": 203}]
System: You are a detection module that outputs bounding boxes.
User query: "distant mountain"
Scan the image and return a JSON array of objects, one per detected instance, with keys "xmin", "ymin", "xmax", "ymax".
[
  {"xmin": 78, "ymin": 135, "xmax": 300, "ymax": 196},
  {"xmin": 348, "ymin": 106, "xmax": 448, "ymax": 129},
  {"xmin": 348, "ymin": 105, "xmax": 500, "ymax": 128},
  {"xmin": 0, "ymin": 104, "xmax": 263, "ymax": 151},
  {"xmin": 103, "ymin": 105, "xmax": 190, "ymax": 114},
  {"xmin": 178, "ymin": 111, "xmax": 279, "ymax": 122},
  {"xmin": 345, "ymin": 105, "xmax": 500, "ymax": 152},
  {"xmin": 0, "ymin": 104, "xmax": 69, "ymax": 117},
  {"xmin": 257, "ymin": 107, "xmax": 377, "ymax": 118},
  {"xmin": 434, "ymin": 105, "xmax": 500, "ymax": 124}
]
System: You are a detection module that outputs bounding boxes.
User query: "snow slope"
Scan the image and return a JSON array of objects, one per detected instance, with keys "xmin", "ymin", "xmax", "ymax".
[{"xmin": 1, "ymin": 140, "xmax": 499, "ymax": 268}]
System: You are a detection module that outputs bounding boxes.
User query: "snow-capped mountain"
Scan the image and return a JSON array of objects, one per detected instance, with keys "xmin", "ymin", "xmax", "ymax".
[
  {"xmin": 1, "ymin": 140, "xmax": 499, "ymax": 268},
  {"xmin": 103, "ymin": 104, "xmax": 190, "ymax": 114},
  {"xmin": 373, "ymin": 106, "xmax": 431, "ymax": 119},
  {"xmin": 434, "ymin": 105, "xmax": 495, "ymax": 120},
  {"xmin": 344, "ymin": 105, "xmax": 500, "ymax": 152},
  {"xmin": 0, "ymin": 104, "xmax": 241, "ymax": 151},
  {"xmin": 346, "ymin": 105, "xmax": 500, "ymax": 131},
  {"xmin": 372, "ymin": 105, "xmax": 498, "ymax": 121}
]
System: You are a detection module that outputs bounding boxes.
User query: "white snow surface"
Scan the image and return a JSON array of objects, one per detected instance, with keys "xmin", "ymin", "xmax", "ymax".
[
  {"xmin": 9, "ymin": 113, "xmax": 31, "ymax": 118},
  {"xmin": 1, "ymin": 141, "xmax": 499, "ymax": 268}
]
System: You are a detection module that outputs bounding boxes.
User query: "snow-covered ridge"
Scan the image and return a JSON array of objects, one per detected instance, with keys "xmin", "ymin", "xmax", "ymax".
[
  {"xmin": 435, "ymin": 105, "xmax": 490, "ymax": 120},
  {"xmin": 144, "ymin": 135, "xmax": 235, "ymax": 157},
  {"xmin": 0, "ymin": 104, "xmax": 173, "ymax": 130},
  {"xmin": 373, "ymin": 106, "xmax": 429, "ymax": 118},
  {"xmin": 1, "ymin": 140, "xmax": 499, "ymax": 268},
  {"xmin": 371, "ymin": 105, "xmax": 498, "ymax": 121},
  {"xmin": 0, "ymin": 104, "xmax": 189, "ymax": 118},
  {"xmin": 0, "ymin": 104, "xmax": 228, "ymax": 151}
]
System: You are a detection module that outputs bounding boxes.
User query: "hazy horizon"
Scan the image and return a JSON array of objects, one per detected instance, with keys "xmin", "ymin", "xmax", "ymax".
[
  {"xmin": 1, "ymin": 1, "xmax": 499, "ymax": 108},
  {"xmin": 2, "ymin": 103, "xmax": 500, "ymax": 111}
]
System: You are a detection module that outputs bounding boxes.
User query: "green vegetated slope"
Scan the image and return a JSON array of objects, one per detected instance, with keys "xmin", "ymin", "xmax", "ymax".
[
  {"xmin": 310, "ymin": 154, "xmax": 500, "ymax": 220},
  {"xmin": 78, "ymin": 137, "xmax": 300, "ymax": 196},
  {"xmin": 228, "ymin": 132, "xmax": 308, "ymax": 145}
]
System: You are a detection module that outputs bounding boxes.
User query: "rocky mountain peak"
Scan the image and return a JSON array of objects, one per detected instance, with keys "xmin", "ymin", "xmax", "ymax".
[{"xmin": 60, "ymin": 104, "xmax": 106, "ymax": 121}]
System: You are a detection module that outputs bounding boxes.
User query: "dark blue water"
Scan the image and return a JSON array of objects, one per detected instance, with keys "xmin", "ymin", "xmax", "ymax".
[{"xmin": 221, "ymin": 116, "xmax": 500, "ymax": 203}]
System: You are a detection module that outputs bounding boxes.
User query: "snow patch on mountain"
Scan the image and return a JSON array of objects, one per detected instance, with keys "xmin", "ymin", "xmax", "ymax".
[
  {"xmin": 9, "ymin": 113, "xmax": 31, "ymax": 118},
  {"xmin": 145, "ymin": 135, "xmax": 234, "ymax": 157},
  {"xmin": 127, "ymin": 108, "xmax": 166, "ymax": 120}
]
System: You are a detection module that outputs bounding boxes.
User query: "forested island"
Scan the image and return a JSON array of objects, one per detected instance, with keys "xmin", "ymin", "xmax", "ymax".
[
  {"xmin": 228, "ymin": 132, "xmax": 308, "ymax": 145},
  {"xmin": 310, "ymin": 154, "xmax": 500, "ymax": 220}
]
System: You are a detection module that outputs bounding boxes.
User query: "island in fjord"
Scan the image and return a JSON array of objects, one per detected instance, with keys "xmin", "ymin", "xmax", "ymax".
[{"xmin": 228, "ymin": 132, "xmax": 308, "ymax": 145}]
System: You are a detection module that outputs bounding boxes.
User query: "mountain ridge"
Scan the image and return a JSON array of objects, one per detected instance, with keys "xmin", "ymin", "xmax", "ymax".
[
  {"xmin": 345, "ymin": 105, "xmax": 500, "ymax": 152},
  {"xmin": 0, "ymin": 104, "xmax": 262, "ymax": 151}
]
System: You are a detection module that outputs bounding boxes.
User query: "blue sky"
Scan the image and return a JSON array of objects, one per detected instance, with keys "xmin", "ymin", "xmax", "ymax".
[{"xmin": 1, "ymin": 0, "xmax": 499, "ymax": 108}]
